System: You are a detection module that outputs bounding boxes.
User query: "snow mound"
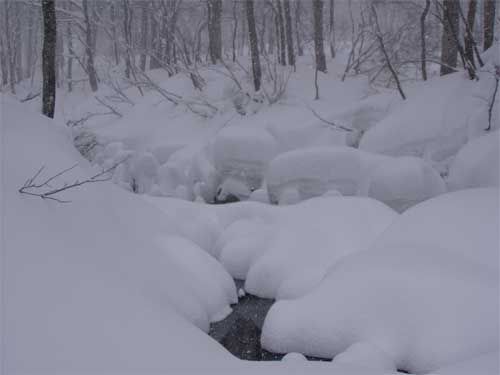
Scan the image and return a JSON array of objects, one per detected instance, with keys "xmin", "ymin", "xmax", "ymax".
[
  {"xmin": 244, "ymin": 197, "xmax": 397, "ymax": 299},
  {"xmin": 214, "ymin": 126, "xmax": 278, "ymax": 200},
  {"xmin": 447, "ymin": 130, "xmax": 499, "ymax": 191},
  {"xmin": 2, "ymin": 95, "xmax": 236, "ymax": 372},
  {"xmin": 262, "ymin": 189, "xmax": 499, "ymax": 374},
  {"xmin": 266, "ymin": 146, "xmax": 445, "ymax": 211},
  {"xmin": 367, "ymin": 156, "xmax": 446, "ymax": 212}
]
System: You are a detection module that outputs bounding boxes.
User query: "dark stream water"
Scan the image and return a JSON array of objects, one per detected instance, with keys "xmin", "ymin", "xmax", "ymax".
[{"xmin": 209, "ymin": 280, "xmax": 331, "ymax": 362}]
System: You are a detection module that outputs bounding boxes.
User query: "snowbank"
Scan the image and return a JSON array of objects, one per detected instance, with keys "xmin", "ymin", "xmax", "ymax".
[
  {"xmin": 261, "ymin": 189, "xmax": 499, "ymax": 374},
  {"xmin": 2, "ymin": 95, "xmax": 237, "ymax": 373},
  {"xmin": 447, "ymin": 130, "xmax": 499, "ymax": 191}
]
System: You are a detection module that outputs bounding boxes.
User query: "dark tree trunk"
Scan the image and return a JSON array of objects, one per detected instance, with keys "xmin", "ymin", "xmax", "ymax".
[
  {"xmin": 207, "ymin": 0, "xmax": 222, "ymax": 64},
  {"xmin": 149, "ymin": 3, "xmax": 161, "ymax": 69},
  {"xmin": 483, "ymin": 0, "xmax": 496, "ymax": 51},
  {"xmin": 440, "ymin": 0, "xmax": 459, "ymax": 76},
  {"xmin": 140, "ymin": 1, "xmax": 149, "ymax": 71},
  {"xmin": 110, "ymin": 3, "xmax": 120, "ymax": 66},
  {"xmin": 246, "ymin": 0, "xmax": 262, "ymax": 91},
  {"xmin": 66, "ymin": 1, "xmax": 73, "ymax": 92},
  {"xmin": 464, "ymin": 0, "xmax": 477, "ymax": 69},
  {"xmin": 14, "ymin": 1, "xmax": 23, "ymax": 84},
  {"xmin": 294, "ymin": 0, "xmax": 303, "ymax": 56},
  {"xmin": 313, "ymin": 0, "xmax": 327, "ymax": 73},
  {"xmin": 26, "ymin": 4, "xmax": 35, "ymax": 79},
  {"xmin": 283, "ymin": 0, "xmax": 295, "ymax": 67},
  {"xmin": 5, "ymin": 0, "xmax": 16, "ymax": 94},
  {"xmin": 42, "ymin": 0, "xmax": 56, "ymax": 118},
  {"xmin": 276, "ymin": 0, "xmax": 286, "ymax": 66},
  {"xmin": 232, "ymin": 0, "xmax": 238, "ymax": 62},
  {"xmin": 329, "ymin": 0, "xmax": 335, "ymax": 58},
  {"xmin": 83, "ymin": 0, "xmax": 98, "ymax": 91},
  {"xmin": 420, "ymin": 0, "xmax": 431, "ymax": 80},
  {"xmin": 122, "ymin": 0, "xmax": 133, "ymax": 79},
  {"xmin": 0, "ymin": 27, "xmax": 7, "ymax": 87}
]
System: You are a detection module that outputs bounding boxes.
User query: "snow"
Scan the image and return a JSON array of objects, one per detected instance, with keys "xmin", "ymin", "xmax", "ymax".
[
  {"xmin": 261, "ymin": 189, "xmax": 499, "ymax": 374},
  {"xmin": 266, "ymin": 146, "xmax": 446, "ymax": 211},
  {"xmin": 1, "ymin": 95, "xmax": 237, "ymax": 372},
  {"xmin": 447, "ymin": 130, "xmax": 499, "ymax": 191}
]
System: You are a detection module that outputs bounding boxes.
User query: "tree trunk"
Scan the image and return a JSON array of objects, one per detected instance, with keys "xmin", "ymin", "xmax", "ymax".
[
  {"xmin": 14, "ymin": 1, "xmax": 23, "ymax": 84},
  {"xmin": 294, "ymin": 0, "xmax": 303, "ymax": 56},
  {"xmin": 25, "ymin": 4, "xmax": 35, "ymax": 79},
  {"xmin": 312, "ymin": 0, "xmax": 327, "ymax": 73},
  {"xmin": 42, "ymin": 0, "xmax": 56, "ymax": 118},
  {"xmin": 283, "ymin": 0, "xmax": 295, "ymax": 67},
  {"xmin": 0, "ymin": 25, "xmax": 7, "ymax": 87},
  {"xmin": 66, "ymin": 1, "xmax": 73, "ymax": 92},
  {"xmin": 109, "ymin": 2, "xmax": 120, "ymax": 66},
  {"xmin": 5, "ymin": 0, "xmax": 16, "ymax": 94},
  {"xmin": 246, "ymin": 0, "xmax": 261, "ymax": 91},
  {"xmin": 276, "ymin": 0, "xmax": 286, "ymax": 66},
  {"xmin": 207, "ymin": 0, "xmax": 222, "ymax": 64},
  {"xmin": 83, "ymin": 0, "xmax": 98, "ymax": 91},
  {"xmin": 232, "ymin": 0, "xmax": 238, "ymax": 61},
  {"xmin": 122, "ymin": 0, "xmax": 133, "ymax": 79},
  {"xmin": 329, "ymin": 0, "xmax": 335, "ymax": 58},
  {"xmin": 140, "ymin": 1, "xmax": 149, "ymax": 71},
  {"xmin": 483, "ymin": 0, "xmax": 496, "ymax": 51},
  {"xmin": 464, "ymin": 0, "xmax": 477, "ymax": 69},
  {"xmin": 440, "ymin": 0, "xmax": 459, "ymax": 76},
  {"xmin": 420, "ymin": 0, "xmax": 430, "ymax": 80}
]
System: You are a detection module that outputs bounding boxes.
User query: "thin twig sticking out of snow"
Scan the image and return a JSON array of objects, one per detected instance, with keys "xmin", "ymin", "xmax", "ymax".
[
  {"xmin": 486, "ymin": 67, "xmax": 499, "ymax": 131},
  {"xmin": 307, "ymin": 106, "xmax": 353, "ymax": 132},
  {"xmin": 18, "ymin": 159, "xmax": 127, "ymax": 203}
]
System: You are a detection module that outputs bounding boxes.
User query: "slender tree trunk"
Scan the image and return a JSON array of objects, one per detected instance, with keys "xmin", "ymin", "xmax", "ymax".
[
  {"xmin": 420, "ymin": 0, "xmax": 430, "ymax": 80},
  {"xmin": 5, "ymin": 0, "xmax": 16, "ymax": 94},
  {"xmin": 66, "ymin": 1, "xmax": 73, "ymax": 92},
  {"xmin": 294, "ymin": 0, "xmax": 303, "ymax": 56},
  {"xmin": 26, "ymin": 5, "xmax": 35, "ymax": 80},
  {"xmin": 140, "ymin": 1, "xmax": 149, "ymax": 71},
  {"xmin": 83, "ymin": 0, "xmax": 98, "ymax": 91},
  {"xmin": 246, "ymin": 0, "xmax": 261, "ymax": 91},
  {"xmin": 464, "ymin": 0, "xmax": 477, "ymax": 69},
  {"xmin": 312, "ymin": 0, "xmax": 327, "ymax": 73},
  {"xmin": 232, "ymin": 0, "xmax": 238, "ymax": 61},
  {"xmin": 283, "ymin": 0, "xmax": 295, "ymax": 67},
  {"xmin": 267, "ymin": 10, "xmax": 275, "ymax": 55},
  {"xmin": 0, "ymin": 25, "xmax": 7, "ymax": 87},
  {"xmin": 55, "ymin": 11, "xmax": 64, "ymax": 88},
  {"xmin": 440, "ymin": 0, "xmax": 459, "ymax": 76},
  {"xmin": 207, "ymin": 0, "xmax": 222, "ymax": 64},
  {"xmin": 276, "ymin": 0, "xmax": 286, "ymax": 66},
  {"xmin": 483, "ymin": 0, "xmax": 496, "ymax": 51},
  {"xmin": 149, "ymin": 3, "xmax": 161, "ymax": 69},
  {"xmin": 122, "ymin": 0, "xmax": 133, "ymax": 79},
  {"xmin": 329, "ymin": 0, "xmax": 335, "ymax": 58},
  {"xmin": 109, "ymin": 3, "xmax": 120, "ymax": 66},
  {"xmin": 275, "ymin": 13, "xmax": 281, "ymax": 60},
  {"xmin": 14, "ymin": 1, "xmax": 23, "ymax": 83},
  {"xmin": 42, "ymin": 0, "xmax": 56, "ymax": 118}
]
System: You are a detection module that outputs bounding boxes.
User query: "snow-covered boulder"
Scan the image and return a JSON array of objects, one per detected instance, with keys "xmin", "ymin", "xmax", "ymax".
[
  {"xmin": 366, "ymin": 156, "xmax": 446, "ymax": 212},
  {"xmin": 214, "ymin": 126, "xmax": 278, "ymax": 200},
  {"xmin": 266, "ymin": 147, "xmax": 383, "ymax": 204},
  {"xmin": 261, "ymin": 189, "xmax": 499, "ymax": 374},
  {"xmin": 447, "ymin": 130, "xmax": 499, "ymax": 191}
]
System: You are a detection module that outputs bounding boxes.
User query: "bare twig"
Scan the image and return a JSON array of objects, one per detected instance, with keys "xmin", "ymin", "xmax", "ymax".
[
  {"xmin": 18, "ymin": 159, "xmax": 126, "ymax": 203},
  {"xmin": 307, "ymin": 106, "xmax": 353, "ymax": 132},
  {"xmin": 486, "ymin": 68, "xmax": 499, "ymax": 131}
]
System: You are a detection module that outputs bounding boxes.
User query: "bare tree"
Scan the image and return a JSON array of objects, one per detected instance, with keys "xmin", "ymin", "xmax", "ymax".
[
  {"xmin": 329, "ymin": 0, "xmax": 335, "ymax": 58},
  {"xmin": 440, "ymin": 0, "xmax": 459, "ymax": 76},
  {"xmin": 42, "ymin": 0, "xmax": 56, "ymax": 118},
  {"xmin": 420, "ymin": 0, "xmax": 431, "ymax": 80},
  {"xmin": 232, "ymin": 0, "xmax": 239, "ymax": 62},
  {"xmin": 483, "ymin": 0, "xmax": 496, "ymax": 51},
  {"xmin": 313, "ymin": 0, "xmax": 327, "ymax": 73},
  {"xmin": 283, "ymin": 0, "xmax": 295, "ymax": 67},
  {"xmin": 82, "ymin": 0, "xmax": 98, "ymax": 91},
  {"xmin": 207, "ymin": 0, "xmax": 222, "ymax": 64},
  {"xmin": 139, "ymin": 1, "xmax": 149, "ymax": 71},
  {"xmin": 464, "ymin": 0, "xmax": 477, "ymax": 69},
  {"xmin": 246, "ymin": 0, "xmax": 262, "ymax": 91},
  {"xmin": 276, "ymin": 0, "xmax": 287, "ymax": 66},
  {"xmin": 294, "ymin": 0, "xmax": 303, "ymax": 57}
]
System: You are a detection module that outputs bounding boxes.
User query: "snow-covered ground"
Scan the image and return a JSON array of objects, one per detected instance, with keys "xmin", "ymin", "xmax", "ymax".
[{"xmin": 2, "ymin": 44, "xmax": 499, "ymax": 375}]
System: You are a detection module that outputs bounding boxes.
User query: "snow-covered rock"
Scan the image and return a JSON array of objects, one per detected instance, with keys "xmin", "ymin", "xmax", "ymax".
[
  {"xmin": 447, "ymin": 130, "xmax": 499, "ymax": 191},
  {"xmin": 261, "ymin": 189, "xmax": 499, "ymax": 374},
  {"xmin": 366, "ymin": 156, "xmax": 446, "ymax": 212}
]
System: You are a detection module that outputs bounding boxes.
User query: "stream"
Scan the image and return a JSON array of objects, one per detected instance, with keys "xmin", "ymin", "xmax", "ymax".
[{"xmin": 209, "ymin": 279, "xmax": 331, "ymax": 362}]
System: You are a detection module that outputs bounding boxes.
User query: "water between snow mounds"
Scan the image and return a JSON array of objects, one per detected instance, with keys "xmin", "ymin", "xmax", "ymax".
[{"xmin": 208, "ymin": 279, "xmax": 331, "ymax": 362}]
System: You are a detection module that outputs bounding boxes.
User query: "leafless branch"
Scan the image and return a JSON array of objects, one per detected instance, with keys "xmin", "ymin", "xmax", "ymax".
[{"xmin": 307, "ymin": 106, "xmax": 353, "ymax": 132}]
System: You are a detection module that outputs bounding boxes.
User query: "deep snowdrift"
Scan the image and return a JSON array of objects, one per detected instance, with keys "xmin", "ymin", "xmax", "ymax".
[{"xmin": 261, "ymin": 189, "xmax": 499, "ymax": 374}]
